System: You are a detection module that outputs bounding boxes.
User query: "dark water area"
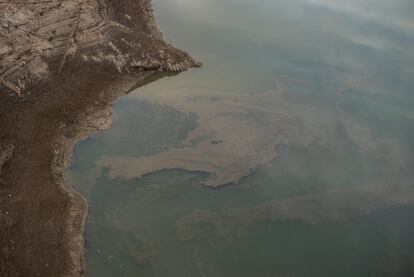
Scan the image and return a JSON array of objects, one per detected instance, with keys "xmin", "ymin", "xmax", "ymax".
[{"xmin": 67, "ymin": 0, "xmax": 414, "ymax": 276}]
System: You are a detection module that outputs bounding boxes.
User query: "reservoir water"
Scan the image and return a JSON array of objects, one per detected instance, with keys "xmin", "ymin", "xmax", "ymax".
[{"xmin": 67, "ymin": 0, "xmax": 414, "ymax": 276}]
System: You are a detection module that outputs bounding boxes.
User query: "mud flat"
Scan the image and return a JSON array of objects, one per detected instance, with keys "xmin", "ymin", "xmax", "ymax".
[
  {"xmin": 98, "ymin": 81, "xmax": 325, "ymax": 187},
  {"xmin": 0, "ymin": 0, "xmax": 200, "ymax": 275}
]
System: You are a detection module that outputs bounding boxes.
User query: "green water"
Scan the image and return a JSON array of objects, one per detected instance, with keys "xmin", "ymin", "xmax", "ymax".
[{"xmin": 67, "ymin": 0, "xmax": 414, "ymax": 276}]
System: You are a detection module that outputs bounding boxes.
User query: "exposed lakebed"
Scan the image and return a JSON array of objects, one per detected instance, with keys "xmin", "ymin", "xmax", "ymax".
[{"xmin": 67, "ymin": 0, "xmax": 414, "ymax": 276}]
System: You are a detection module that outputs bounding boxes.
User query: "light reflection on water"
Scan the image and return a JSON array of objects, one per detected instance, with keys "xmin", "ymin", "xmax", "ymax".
[{"xmin": 67, "ymin": 0, "xmax": 414, "ymax": 276}]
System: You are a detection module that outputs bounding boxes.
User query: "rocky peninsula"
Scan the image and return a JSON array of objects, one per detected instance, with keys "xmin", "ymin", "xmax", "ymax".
[{"xmin": 0, "ymin": 0, "xmax": 200, "ymax": 275}]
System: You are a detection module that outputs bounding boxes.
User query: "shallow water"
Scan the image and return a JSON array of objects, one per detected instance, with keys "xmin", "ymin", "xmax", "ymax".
[{"xmin": 67, "ymin": 0, "xmax": 414, "ymax": 276}]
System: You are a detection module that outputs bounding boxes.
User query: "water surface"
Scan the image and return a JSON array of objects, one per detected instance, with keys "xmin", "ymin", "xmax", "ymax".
[{"xmin": 68, "ymin": 0, "xmax": 414, "ymax": 276}]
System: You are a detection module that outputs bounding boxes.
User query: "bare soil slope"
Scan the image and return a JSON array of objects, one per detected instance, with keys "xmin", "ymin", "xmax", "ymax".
[{"xmin": 0, "ymin": 0, "xmax": 200, "ymax": 275}]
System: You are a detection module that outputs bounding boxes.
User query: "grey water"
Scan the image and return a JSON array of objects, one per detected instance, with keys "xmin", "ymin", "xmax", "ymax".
[{"xmin": 67, "ymin": 0, "xmax": 414, "ymax": 276}]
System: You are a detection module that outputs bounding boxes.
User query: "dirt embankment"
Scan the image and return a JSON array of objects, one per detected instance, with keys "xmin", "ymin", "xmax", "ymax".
[{"xmin": 0, "ymin": 0, "xmax": 200, "ymax": 275}]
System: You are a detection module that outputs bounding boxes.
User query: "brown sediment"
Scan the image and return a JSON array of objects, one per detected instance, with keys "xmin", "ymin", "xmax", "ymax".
[
  {"xmin": 176, "ymin": 174, "xmax": 414, "ymax": 242},
  {"xmin": 0, "ymin": 0, "xmax": 200, "ymax": 275},
  {"xmin": 97, "ymin": 81, "xmax": 325, "ymax": 187},
  {"xmin": 337, "ymin": 102, "xmax": 410, "ymax": 168}
]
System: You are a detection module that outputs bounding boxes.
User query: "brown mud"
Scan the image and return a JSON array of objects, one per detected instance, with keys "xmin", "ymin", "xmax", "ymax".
[{"xmin": 0, "ymin": 0, "xmax": 200, "ymax": 275}]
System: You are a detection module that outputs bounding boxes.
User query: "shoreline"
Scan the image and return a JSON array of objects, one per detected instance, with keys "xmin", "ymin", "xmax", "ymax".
[
  {"xmin": 0, "ymin": 0, "xmax": 200, "ymax": 275},
  {"xmin": 53, "ymin": 73, "xmax": 154, "ymax": 276}
]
